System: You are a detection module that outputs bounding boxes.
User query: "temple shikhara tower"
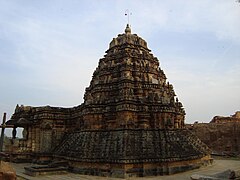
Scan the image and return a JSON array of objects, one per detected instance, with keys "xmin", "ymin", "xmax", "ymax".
[{"xmin": 5, "ymin": 24, "xmax": 212, "ymax": 178}]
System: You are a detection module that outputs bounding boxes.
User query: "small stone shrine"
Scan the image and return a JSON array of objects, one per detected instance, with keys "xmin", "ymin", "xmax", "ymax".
[{"xmin": 5, "ymin": 24, "xmax": 212, "ymax": 178}]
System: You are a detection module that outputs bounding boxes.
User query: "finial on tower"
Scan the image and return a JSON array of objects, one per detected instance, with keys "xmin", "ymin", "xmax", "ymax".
[{"xmin": 125, "ymin": 24, "xmax": 131, "ymax": 34}]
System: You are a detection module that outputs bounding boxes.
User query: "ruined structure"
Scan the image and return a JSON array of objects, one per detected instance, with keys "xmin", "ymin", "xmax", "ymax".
[
  {"xmin": 187, "ymin": 111, "xmax": 240, "ymax": 156},
  {"xmin": 210, "ymin": 111, "xmax": 240, "ymax": 123},
  {"xmin": 5, "ymin": 25, "xmax": 212, "ymax": 178}
]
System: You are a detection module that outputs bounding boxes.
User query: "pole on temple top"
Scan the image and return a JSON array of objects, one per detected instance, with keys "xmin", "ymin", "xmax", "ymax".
[{"xmin": 125, "ymin": 9, "xmax": 132, "ymax": 25}]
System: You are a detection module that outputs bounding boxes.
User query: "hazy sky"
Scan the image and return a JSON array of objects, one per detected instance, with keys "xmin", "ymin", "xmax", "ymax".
[{"xmin": 0, "ymin": 0, "xmax": 240, "ymax": 133}]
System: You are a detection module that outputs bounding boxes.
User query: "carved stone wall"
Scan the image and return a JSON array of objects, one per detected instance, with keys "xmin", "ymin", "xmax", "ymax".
[
  {"xmin": 7, "ymin": 105, "xmax": 82, "ymax": 154},
  {"xmin": 55, "ymin": 129, "xmax": 210, "ymax": 162},
  {"xmin": 54, "ymin": 129, "xmax": 211, "ymax": 177}
]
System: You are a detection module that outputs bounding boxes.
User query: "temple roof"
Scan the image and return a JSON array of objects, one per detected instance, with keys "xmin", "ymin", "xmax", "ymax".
[
  {"xmin": 108, "ymin": 24, "xmax": 149, "ymax": 51},
  {"xmin": 54, "ymin": 129, "xmax": 210, "ymax": 163}
]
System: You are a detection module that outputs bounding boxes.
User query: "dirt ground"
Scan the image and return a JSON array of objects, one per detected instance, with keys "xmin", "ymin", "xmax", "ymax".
[{"xmin": 10, "ymin": 157, "xmax": 240, "ymax": 180}]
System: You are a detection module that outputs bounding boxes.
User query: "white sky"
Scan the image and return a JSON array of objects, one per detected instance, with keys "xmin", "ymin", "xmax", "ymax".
[{"xmin": 0, "ymin": 0, "xmax": 240, "ymax": 137}]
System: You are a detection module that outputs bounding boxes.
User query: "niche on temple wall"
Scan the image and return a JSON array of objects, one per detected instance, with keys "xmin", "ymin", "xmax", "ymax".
[
  {"xmin": 151, "ymin": 74, "xmax": 159, "ymax": 84},
  {"xmin": 40, "ymin": 122, "xmax": 53, "ymax": 152}
]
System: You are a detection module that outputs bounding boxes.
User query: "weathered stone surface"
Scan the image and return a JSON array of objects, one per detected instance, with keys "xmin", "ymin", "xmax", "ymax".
[
  {"xmin": 0, "ymin": 161, "xmax": 16, "ymax": 180},
  {"xmin": 210, "ymin": 111, "xmax": 240, "ymax": 123},
  {"xmin": 24, "ymin": 165, "xmax": 68, "ymax": 177},
  {"xmin": 54, "ymin": 129, "xmax": 210, "ymax": 162},
  {"xmin": 187, "ymin": 112, "xmax": 240, "ymax": 156},
  {"xmin": 53, "ymin": 129, "xmax": 211, "ymax": 177}
]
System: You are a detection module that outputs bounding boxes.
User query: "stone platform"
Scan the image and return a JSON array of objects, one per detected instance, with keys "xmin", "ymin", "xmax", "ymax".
[
  {"xmin": 24, "ymin": 165, "xmax": 68, "ymax": 177},
  {"xmin": 53, "ymin": 129, "xmax": 211, "ymax": 178},
  {"xmin": 10, "ymin": 159, "xmax": 240, "ymax": 180}
]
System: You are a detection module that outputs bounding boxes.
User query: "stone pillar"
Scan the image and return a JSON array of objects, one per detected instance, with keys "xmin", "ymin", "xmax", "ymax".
[{"xmin": 12, "ymin": 127, "xmax": 17, "ymax": 139}]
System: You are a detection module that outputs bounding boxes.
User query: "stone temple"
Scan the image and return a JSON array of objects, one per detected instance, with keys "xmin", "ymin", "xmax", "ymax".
[{"xmin": 5, "ymin": 24, "xmax": 212, "ymax": 178}]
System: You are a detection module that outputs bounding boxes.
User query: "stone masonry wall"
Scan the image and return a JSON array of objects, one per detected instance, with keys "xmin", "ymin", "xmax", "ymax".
[{"xmin": 187, "ymin": 122, "xmax": 240, "ymax": 155}]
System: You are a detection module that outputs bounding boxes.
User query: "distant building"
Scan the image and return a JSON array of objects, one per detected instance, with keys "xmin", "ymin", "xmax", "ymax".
[{"xmin": 210, "ymin": 111, "xmax": 240, "ymax": 123}]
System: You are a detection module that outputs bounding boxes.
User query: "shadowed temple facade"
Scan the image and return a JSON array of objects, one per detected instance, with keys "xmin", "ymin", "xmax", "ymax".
[{"xmin": 5, "ymin": 25, "xmax": 212, "ymax": 178}]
